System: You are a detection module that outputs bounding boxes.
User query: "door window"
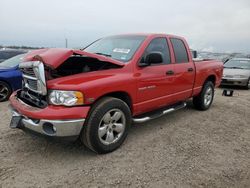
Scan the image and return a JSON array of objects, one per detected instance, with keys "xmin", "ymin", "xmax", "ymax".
[{"xmin": 142, "ymin": 38, "xmax": 171, "ymax": 64}]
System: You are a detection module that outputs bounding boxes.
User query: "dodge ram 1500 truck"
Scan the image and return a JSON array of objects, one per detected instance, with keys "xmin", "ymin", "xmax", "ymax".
[{"xmin": 9, "ymin": 34, "xmax": 223, "ymax": 153}]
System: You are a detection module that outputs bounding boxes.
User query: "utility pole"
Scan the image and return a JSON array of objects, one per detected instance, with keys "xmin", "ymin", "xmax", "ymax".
[{"xmin": 65, "ymin": 38, "xmax": 68, "ymax": 48}]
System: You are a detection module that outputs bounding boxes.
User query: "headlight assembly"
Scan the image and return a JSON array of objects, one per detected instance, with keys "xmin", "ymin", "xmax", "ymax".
[{"xmin": 49, "ymin": 90, "xmax": 84, "ymax": 106}]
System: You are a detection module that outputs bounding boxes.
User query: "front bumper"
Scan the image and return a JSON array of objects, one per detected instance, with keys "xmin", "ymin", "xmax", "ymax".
[
  {"xmin": 9, "ymin": 91, "xmax": 90, "ymax": 137},
  {"xmin": 220, "ymin": 77, "xmax": 248, "ymax": 86},
  {"xmin": 10, "ymin": 108, "xmax": 85, "ymax": 137}
]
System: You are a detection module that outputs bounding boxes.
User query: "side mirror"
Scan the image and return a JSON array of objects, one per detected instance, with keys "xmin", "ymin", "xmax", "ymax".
[
  {"xmin": 142, "ymin": 52, "xmax": 163, "ymax": 66},
  {"xmin": 191, "ymin": 50, "xmax": 198, "ymax": 58}
]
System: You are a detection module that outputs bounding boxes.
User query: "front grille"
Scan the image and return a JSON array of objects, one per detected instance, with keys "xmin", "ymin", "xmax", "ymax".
[
  {"xmin": 21, "ymin": 67, "xmax": 36, "ymax": 77},
  {"xmin": 221, "ymin": 79, "xmax": 234, "ymax": 84},
  {"xmin": 20, "ymin": 67, "xmax": 39, "ymax": 92},
  {"xmin": 27, "ymin": 79, "xmax": 38, "ymax": 90},
  {"xmin": 19, "ymin": 61, "xmax": 47, "ymax": 96},
  {"xmin": 223, "ymin": 75, "xmax": 234, "ymax": 78},
  {"xmin": 19, "ymin": 61, "xmax": 47, "ymax": 108}
]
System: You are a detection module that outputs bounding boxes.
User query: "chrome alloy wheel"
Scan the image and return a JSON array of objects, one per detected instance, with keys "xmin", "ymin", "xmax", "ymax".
[
  {"xmin": 0, "ymin": 84, "xmax": 9, "ymax": 101},
  {"xmin": 98, "ymin": 109, "xmax": 126, "ymax": 145},
  {"xmin": 204, "ymin": 86, "xmax": 213, "ymax": 106}
]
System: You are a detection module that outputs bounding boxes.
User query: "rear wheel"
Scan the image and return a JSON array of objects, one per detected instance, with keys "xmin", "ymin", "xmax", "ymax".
[
  {"xmin": 0, "ymin": 81, "xmax": 12, "ymax": 102},
  {"xmin": 193, "ymin": 81, "xmax": 214, "ymax": 111},
  {"xmin": 81, "ymin": 97, "xmax": 131, "ymax": 154}
]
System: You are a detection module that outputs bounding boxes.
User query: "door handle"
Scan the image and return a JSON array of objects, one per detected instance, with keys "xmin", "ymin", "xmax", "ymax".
[
  {"xmin": 166, "ymin": 70, "xmax": 174, "ymax": 75},
  {"xmin": 187, "ymin": 68, "xmax": 194, "ymax": 72}
]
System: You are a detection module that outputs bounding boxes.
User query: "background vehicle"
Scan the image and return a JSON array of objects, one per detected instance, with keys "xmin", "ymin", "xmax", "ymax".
[
  {"xmin": 0, "ymin": 49, "xmax": 26, "ymax": 63},
  {"xmin": 221, "ymin": 58, "xmax": 250, "ymax": 89},
  {"xmin": 0, "ymin": 54, "xmax": 25, "ymax": 102},
  {"xmin": 9, "ymin": 34, "xmax": 223, "ymax": 153}
]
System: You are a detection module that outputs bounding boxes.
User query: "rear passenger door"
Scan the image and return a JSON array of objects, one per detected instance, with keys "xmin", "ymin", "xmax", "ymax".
[{"xmin": 170, "ymin": 38, "xmax": 195, "ymax": 100}]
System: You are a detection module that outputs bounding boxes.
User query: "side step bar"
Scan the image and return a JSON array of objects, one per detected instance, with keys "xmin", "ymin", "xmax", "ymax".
[{"xmin": 132, "ymin": 102, "xmax": 187, "ymax": 123}]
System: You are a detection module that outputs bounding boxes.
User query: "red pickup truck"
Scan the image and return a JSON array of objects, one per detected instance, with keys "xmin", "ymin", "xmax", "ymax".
[{"xmin": 9, "ymin": 34, "xmax": 223, "ymax": 153}]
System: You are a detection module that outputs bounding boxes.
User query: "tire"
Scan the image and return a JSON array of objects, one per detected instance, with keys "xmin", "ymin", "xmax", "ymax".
[
  {"xmin": 81, "ymin": 97, "xmax": 131, "ymax": 154},
  {"xmin": 193, "ymin": 81, "xmax": 215, "ymax": 111},
  {"xmin": 0, "ymin": 81, "xmax": 12, "ymax": 102},
  {"xmin": 244, "ymin": 78, "xmax": 250, "ymax": 90}
]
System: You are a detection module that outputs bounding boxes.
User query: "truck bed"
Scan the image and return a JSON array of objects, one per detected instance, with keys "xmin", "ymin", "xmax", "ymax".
[{"xmin": 193, "ymin": 59, "xmax": 223, "ymax": 96}]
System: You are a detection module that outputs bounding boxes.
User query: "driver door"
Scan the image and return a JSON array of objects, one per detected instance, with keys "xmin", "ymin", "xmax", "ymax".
[{"xmin": 135, "ymin": 37, "xmax": 176, "ymax": 114}]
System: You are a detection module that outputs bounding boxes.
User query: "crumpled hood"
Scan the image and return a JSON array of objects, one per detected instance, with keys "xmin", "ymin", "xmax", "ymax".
[
  {"xmin": 23, "ymin": 48, "xmax": 125, "ymax": 69},
  {"xmin": 223, "ymin": 68, "xmax": 250, "ymax": 77}
]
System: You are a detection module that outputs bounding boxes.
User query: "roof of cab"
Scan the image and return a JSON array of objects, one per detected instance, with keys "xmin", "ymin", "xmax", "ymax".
[{"xmin": 105, "ymin": 33, "xmax": 184, "ymax": 39}]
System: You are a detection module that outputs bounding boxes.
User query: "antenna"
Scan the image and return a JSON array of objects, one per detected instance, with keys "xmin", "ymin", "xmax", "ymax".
[{"xmin": 65, "ymin": 38, "xmax": 68, "ymax": 48}]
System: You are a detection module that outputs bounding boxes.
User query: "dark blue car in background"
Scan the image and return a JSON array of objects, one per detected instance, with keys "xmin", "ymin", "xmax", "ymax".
[{"xmin": 0, "ymin": 54, "xmax": 26, "ymax": 102}]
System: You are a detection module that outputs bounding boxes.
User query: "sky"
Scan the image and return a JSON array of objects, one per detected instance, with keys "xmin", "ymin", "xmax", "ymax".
[{"xmin": 0, "ymin": 0, "xmax": 250, "ymax": 53}]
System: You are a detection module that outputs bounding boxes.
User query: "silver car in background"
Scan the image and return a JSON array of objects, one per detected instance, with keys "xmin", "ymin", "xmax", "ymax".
[{"xmin": 221, "ymin": 58, "xmax": 250, "ymax": 89}]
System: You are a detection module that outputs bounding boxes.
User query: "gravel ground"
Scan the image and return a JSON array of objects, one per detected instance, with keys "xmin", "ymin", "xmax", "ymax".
[{"xmin": 0, "ymin": 88, "xmax": 250, "ymax": 188}]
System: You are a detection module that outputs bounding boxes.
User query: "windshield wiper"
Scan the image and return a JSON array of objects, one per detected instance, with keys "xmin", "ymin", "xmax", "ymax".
[
  {"xmin": 95, "ymin": 52, "xmax": 112, "ymax": 57},
  {"xmin": 224, "ymin": 66, "xmax": 244, "ymax": 69}
]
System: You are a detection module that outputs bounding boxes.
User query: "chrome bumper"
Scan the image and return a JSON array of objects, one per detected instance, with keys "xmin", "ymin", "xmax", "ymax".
[{"xmin": 10, "ymin": 108, "xmax": 85, "ymax": 137}]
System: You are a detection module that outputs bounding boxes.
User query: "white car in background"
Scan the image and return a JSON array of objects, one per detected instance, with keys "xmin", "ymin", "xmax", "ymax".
[{"xmin": 221, "ymin": 58, "xmax": 250, "ymax": 89}]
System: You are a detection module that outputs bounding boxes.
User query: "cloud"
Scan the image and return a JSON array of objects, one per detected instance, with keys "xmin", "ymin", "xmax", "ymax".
[{"xmin": 0, "ymin": 0, "xmax": 250, "ymax": 53}]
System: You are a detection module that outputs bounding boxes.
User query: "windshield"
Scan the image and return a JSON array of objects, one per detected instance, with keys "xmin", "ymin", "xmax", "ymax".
[
  {"xmin": 0, "ymin": 53, "xmax": 26, "ymax": 68},
  {"xmin": 224, "ymin": 59, "xmax": 250, "ymax": 69},
  {"xmin": 84, "ymin": 35, "xmax": 146, "ymax": 62}
]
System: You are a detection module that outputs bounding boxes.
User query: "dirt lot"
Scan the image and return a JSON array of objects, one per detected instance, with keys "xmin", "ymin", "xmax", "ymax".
[{"xmin": 0, "ymin": 88, "xmax": 250, "ymax": 188}]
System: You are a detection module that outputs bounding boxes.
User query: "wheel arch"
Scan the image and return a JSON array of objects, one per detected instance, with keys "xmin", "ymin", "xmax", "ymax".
[
  {"xmin": 92, "ymin": 91, "xmax": 133, "ymax": 113},
  {"xmin": 204, "ymin": 75, "xmax": 216, "ymax": 86}
]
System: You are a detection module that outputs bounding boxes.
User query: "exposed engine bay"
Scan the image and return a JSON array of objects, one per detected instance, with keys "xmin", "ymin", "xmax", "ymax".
[{"xmin": 46, "ymin": 56, "xmax": 121, "ymax": 79}]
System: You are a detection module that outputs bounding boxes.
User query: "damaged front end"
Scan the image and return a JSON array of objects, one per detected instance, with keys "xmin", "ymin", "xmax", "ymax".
[
  {"xmin": 9, "ymin": 48, "xmax": 121, "ymax": 137},
  {"xmin": 17, "ymin": 48, "xmax": 124, "ymax": 108}
]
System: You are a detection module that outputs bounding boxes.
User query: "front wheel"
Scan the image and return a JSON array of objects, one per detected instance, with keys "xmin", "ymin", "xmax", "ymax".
[
  {"xmin": 81, "ymin": 97, "xmax": 131, "ymax": 154},
  {"xmin": 193, "ymin": 81, "xmax": 215, "ymax": 111}
]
